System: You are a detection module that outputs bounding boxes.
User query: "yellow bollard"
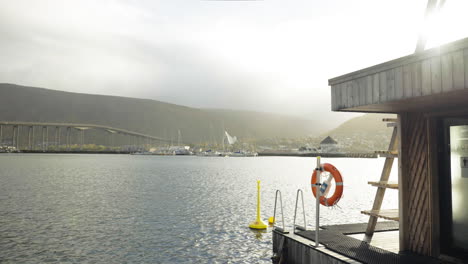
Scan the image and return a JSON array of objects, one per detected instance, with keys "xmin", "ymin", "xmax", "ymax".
[
  {"xmin": 268, "ymin": 216, "xmax": 275, "ymax": 225},
  {"xmin": 249, "ymin": 180, "xmax": 267, "ymax": 229}
]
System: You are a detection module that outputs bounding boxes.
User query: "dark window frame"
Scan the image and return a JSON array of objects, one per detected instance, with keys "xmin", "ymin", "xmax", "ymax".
[{"xmin": 439, "ymin": 117, "xmax": 468, "ymax": 259}]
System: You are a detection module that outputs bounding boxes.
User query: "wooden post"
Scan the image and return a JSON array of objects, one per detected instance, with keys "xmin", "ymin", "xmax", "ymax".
[
  {"xmin": 427, "ymin": 116, "xmax": 440, "ymax": 256},
  {"xmin": 398, "ymin": 113, "xmax": 409, "ymax": 252}
]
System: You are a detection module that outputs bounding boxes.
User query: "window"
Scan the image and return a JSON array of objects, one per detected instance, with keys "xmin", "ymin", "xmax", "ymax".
[
  {"xmin": 440, "ymin": 118, "xmax": 468, "ymax": 258},
  {"xmin": 448, "ymin": 125, "xmax": 468, "ymax": 249}
]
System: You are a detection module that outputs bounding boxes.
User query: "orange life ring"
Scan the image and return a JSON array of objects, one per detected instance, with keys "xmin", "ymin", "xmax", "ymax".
[{"xmin": 311, "ymin": 163, "xmax": 343, "ymax": 206}]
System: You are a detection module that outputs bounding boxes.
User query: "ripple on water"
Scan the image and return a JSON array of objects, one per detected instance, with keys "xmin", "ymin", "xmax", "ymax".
[{"xmin": 0, "ymin": 155, "xmax": 397, "ymax": 263}]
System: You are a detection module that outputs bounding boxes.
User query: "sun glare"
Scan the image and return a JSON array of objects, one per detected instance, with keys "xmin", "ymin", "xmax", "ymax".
[{"xmin": 424, "ymin": 1, "xmax": 468, "ymax": 49}]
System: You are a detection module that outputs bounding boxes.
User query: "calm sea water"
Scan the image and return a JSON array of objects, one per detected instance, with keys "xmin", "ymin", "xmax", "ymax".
[{"xmin": 0, "ymin": 154, "xmax": 398, "ymax": 263}]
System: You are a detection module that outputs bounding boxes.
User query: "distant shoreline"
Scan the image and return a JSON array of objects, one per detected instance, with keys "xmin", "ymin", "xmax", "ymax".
[
  {"xmin": 1, "ymin": 150, "xmax": 378, "ymax": 158},
  {"xmin": 257, "ymin": 152, "xmax": 378, "ymax": 158},
  {"xmin": 3, "ymin": 150, "xmax": 131, "ymax": 154}
]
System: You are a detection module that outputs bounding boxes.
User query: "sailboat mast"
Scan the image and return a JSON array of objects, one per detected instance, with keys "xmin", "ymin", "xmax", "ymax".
[
  {"xmin": 222, "ymin": 121, "xmax": 225, "ymax": 152},
  {"xmin": 178, "ymin": 129, "xmax": 181, "ymax": 146}
]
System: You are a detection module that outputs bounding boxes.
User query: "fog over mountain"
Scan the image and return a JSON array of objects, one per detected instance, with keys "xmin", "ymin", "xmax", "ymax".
[
  {"xmin": 0, "ymin": 83, "xmax": 347, "ymax": 143},
  {"xmin": 0, "ymin": 0, "xmax": 431, "ymax": 125}
]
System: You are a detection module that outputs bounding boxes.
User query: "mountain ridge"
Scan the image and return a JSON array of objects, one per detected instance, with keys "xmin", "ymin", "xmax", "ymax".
[
  {"xmin": 0, "ymin": 83, "xmax": 334, "ymax": 143},
  {"xmin": 321, "ymin": 113, "xmax": 396, "ymax": 152}
]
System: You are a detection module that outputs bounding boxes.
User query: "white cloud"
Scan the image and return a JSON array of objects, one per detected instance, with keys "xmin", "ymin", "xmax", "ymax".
[{"xmin": 0, "ymin": 0, "xmax": 439, "ymax": 122}]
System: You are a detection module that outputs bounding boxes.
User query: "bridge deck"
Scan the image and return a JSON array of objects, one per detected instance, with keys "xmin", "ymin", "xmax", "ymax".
[{"xmin": 0, "ymin": 121, "xmax": 171, "ymax": 142}]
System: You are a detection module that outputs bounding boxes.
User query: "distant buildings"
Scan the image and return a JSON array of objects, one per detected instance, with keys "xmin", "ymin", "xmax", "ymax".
[{"xmin": 320, "ymin": 136, "xmax": 339, "ymax": 153}]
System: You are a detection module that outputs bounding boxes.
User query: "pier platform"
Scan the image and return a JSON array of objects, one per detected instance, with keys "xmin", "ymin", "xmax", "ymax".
[
  {"xmin": 258, "ymin": 152, "xmax": 378, "ymax": 158},
  {"xmin": 272, "ymin": 222, "xmax": 440, "ymax": 264}
]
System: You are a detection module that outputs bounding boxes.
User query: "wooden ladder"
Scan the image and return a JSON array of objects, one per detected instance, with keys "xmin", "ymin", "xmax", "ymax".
[{"xmin": 361, "ymin": 118, "xmax": 399, "ymax": 237}]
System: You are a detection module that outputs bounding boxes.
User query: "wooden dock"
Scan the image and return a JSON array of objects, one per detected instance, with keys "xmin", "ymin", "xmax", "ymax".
[
  {"xmin": 272, "ymin": 230, "xmax": 360, "ymax": 264},
  {"xmin": 361, "ymin": 209, "xmax": 399, "ymax": 221},
  {"xmin": 272, "ymin": 222, "xmax": 440, "ymax": 264}
]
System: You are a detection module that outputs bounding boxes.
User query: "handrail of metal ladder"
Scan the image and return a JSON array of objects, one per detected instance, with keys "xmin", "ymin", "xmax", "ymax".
[
  {"xmin": 272, "ymin": 190, "xmax": 287, "ymax": 233},
  {"xmin": 293, "ymin": 189, "xmax": 307, "ymax": 232}
]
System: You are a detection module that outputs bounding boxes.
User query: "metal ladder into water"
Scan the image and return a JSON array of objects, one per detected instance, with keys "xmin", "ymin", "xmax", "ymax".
[{"xmin": 272, "ymin": 189, "xmax": 307, "ymax": 233}]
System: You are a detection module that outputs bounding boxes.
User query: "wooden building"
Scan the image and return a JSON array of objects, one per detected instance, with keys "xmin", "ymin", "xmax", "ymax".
[
  {"xmin": 320, "ymin": 136, "xmax": 339, "ymax": 153},
  {"xmin": 329, "ymin": 37, "xmax": 468, "ymax": 262}
]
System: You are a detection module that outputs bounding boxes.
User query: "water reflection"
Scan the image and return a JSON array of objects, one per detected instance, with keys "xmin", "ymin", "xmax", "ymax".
[
  {"xmin": 250, "ymin": 228, "xmax": 268, "ymax": 240},
  {"xmin": 0, "ymin": 154, "xmax": 398, "ymax": 263}
]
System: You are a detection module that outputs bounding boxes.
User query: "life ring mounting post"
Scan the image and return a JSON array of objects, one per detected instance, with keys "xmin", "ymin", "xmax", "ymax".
[
  {"xmin": 311, "ymin": 162, "xmax": 344, "ymax": 207},
  {"xmin": 313, "ymin": 156, "xmax": 322, "ymax": 247},
  {"xmin": 310, "ymin": 157, "xmax": 344, "ymax": 247}
]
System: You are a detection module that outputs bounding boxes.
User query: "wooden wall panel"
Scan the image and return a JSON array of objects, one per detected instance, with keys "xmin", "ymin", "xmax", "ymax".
[
  {"xmin": 352, "ymin": 80, "xmax": 359, "ymax": 107},
  {"xmin": 359, "ymin": 77, "xmax": 367, "ymax": 106},
  {"xmin": 431, "ymin": 57, "xmax": 442, "ymax": 94},
  {"xmin": 356, "ymin": 78, "xmax": 363, "ymax": 106},
  {"xmin": 395, "ymin": 67, "xmax": 403, "ymax": 100},
  {"xmin": 412, "ymin": 62, "xmax": 422, "ymax": 97},
  {"xmin": 452, "ymin": 50, "xmax": 465, "ymax": 90},
  {"xmin": 331, "ymin": 85, "xmax": 335, "ymax": 110},
  {"xmin": 329, "ymin": 46, "xmax": 468, "ymax": 111},
  {"xmin": 336, "ymin": 83, "xmax": 342, "ymax": 110},
  {"xmin": 422, "ymin": 60, "xmax": 432, "ymax": 96},
  {"xmin": 441, "ymin": 53, "xmax": 453, "ymax": 92},
  {"xmin": 403, "ymin": 64, "xmax": 412, "ymax": 98},
  {"xmin": 379, "ymin": 71, "xmax": 387, "ymax": 103},
  {"xmin": 463, "ymin": 49, "xmax": 468, "ymax": 89},
  {"xmin": 373, "ymin": 73, "xmax": 380, "ymax": 104},
  {"xmin": 400, "ymin": 112, "xmax": 432, "ymax": 256},
  {"xmin": 331, "ymin": 85, "xmax": 337, "ymax": 111},
  {"xmin": 348, "ymin": 80, "xmax": 356, "ymax": 107},
  {"xmin": 347, "ymin": 81, "xmax": 353, "ymax": 109},
  {"xmin": 386, "ymin": 69, "xmax": 395, "ymax": 101},
  {"xmin": 341, "ymin": 82, "xmax": 347, "ymax": 109},
  {"xmin": 366, "ymin": 75, "xmax": 373, "ymax": 105}
]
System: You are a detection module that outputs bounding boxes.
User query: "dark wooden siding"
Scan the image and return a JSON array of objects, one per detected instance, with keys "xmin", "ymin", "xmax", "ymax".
[
  {"xmin": 329, "ymin": 38, "xmax": 468, "ymax": 112},
  {"xmin": 399, "ymin": 113, "xmax": 433, "ymax": 255}
]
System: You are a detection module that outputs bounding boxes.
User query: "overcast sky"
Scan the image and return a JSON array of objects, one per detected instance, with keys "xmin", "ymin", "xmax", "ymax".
[{"xmin": 1, "ymin": 0, "xmax": 467, "ymax": 121}]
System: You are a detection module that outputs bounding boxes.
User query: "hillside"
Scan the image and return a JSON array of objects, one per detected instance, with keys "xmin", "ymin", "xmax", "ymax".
[
  {"xmin": 322, "ymin": 113, "xmax": 397, "ymax": 152},
  {"xmin": 0, "ymin": 83, "xmax": 331, "ymax": 144}
]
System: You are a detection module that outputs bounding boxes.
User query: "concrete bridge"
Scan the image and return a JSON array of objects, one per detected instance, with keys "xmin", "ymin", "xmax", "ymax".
[{"xmin": 0, "ymin": 121, "xmax": 174, "ymax": 152}]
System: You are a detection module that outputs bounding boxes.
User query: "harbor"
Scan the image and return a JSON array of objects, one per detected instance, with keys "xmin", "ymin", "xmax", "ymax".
[
  {"xmin": 0, "ymin": 123, "xmax": 381, "ymax": 158},
  {"xmin": 4, "ymin": 0, "xmax": 468, "ymax": 263}
]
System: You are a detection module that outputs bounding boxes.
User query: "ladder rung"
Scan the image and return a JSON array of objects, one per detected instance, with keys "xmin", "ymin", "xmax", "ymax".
[
  {"xmin": 382, "ymin": 118, "xmax": 397, "ymax": 122},
  {"xmin": 364, "ymin": 124, "xmax": 398, "ymax": 236},
  {"xmin": 375, "ymin": 150, "xmax": 398, "ymax": 158},
  {"xmin": 368, "ymin": 181, "xmax": 398, "ymax": 189},
  {"xmin": 361, "ymin": 209, "xmax": 399, "ymax": 221}
]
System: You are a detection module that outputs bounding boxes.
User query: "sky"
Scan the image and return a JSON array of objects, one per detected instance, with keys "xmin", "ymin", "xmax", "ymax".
[{"xmin": 1, "ymin": 0, "xmax": 467, "ymax": 122}]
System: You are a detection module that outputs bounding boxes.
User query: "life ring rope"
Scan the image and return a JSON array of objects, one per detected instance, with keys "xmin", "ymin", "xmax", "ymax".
[{"xmin": 310, "ymin": 163, "xmax": 344, "ymax": 207}]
